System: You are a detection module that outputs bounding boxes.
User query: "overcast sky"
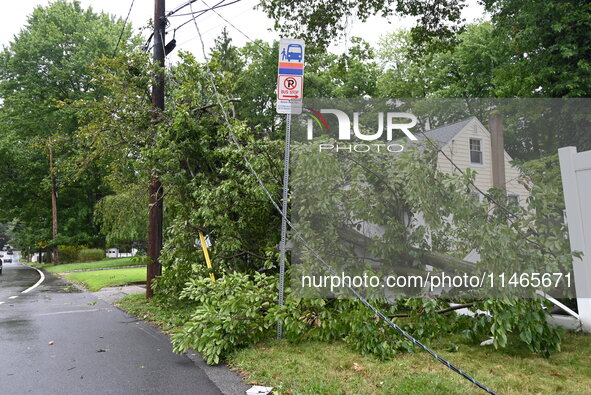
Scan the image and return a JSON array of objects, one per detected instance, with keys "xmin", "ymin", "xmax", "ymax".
[{"xmin": 0, "ymin": 0, "xmax": 487, "ymax": 62}]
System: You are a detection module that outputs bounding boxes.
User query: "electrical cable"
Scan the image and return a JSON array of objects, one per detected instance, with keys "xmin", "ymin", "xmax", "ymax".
[
  {"xmin": 168, "ymin": 0, "xmax": 242, "ymax": 17},
  {"xmin": 145, "ymin": 0, "xmax": 224, "ymax": 52},
  {"xmin": 170, "ymin": 9, "xmax": 212, "ymax": 36},
  {"xmin": 167, "ymin": 0, "xmax": 205, "ymax": 17},
  {"xmin": 113, "ymin": 0, "xmax": 136, "ymax": 57},
  {"xmin": 201, "ymin": 0, "xmax": 265, "ymax": 51},
  {"xmin": 171, "ymin": 0, "xmax": 226, "ymax": 32},
  {"xmin": 147, "ymin": 0, "xmax": 252, "ymax": 53},
  {"xmin": 187, "ymin": 3, "xmax": 499, "ymax": 393}
]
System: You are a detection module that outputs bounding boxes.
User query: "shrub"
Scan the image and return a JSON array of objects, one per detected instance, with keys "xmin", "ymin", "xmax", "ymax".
[
  {"xmin": 171, "ymin": 272, "xmax": 277, "ymax": 364},
  {"xmin": 78, "ymin": 248, "xmax": 105, "ymax": 262},
  {"xmin": 269, "ymin": 297, "xmax": 465, "ymax": 360},
  {"xmin": 170, "ymin": 272, "xmax": 466, "ymax": 364},
  {"xmin": 57, "ymin": 245, "xmax": 83, "ymax": 263},
  {"xmin": 171, "ymin": 275, "xmax": 561, "ymax": 365}
]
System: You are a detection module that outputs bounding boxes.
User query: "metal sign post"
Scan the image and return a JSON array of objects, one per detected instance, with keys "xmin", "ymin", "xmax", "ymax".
[
  {"xmin": 276, "ymin": 38, "xmax": 305, "ymax": 338},
  {"xmin": 277, "ymin": 113, "xmax": 291, "ymax": 339}
]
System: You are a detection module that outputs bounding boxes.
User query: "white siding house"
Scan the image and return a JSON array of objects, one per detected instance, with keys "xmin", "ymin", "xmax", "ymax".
[{"xmin": 420, "ymin": 117, "xmax": 529, "ymax": 203}]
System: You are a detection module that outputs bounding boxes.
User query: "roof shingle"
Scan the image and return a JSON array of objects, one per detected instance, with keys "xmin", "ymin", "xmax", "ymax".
[{"xmin": 417, "ymin": 117, "xmax": 476, "ymax": 147}]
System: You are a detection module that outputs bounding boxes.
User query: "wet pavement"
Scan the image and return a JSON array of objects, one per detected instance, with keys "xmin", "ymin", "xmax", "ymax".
[
  {"xmin": 0, "ymin": 254, "xmax": 43, "ymax": 301},
  {"xmin": 0, "ymin": 255, "xmax": 243, "ymax": 395}
]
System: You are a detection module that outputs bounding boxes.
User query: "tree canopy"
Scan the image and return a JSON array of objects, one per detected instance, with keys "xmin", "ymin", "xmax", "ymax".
[{"xmin": 0, "ymin": 0, "xmax": 135, "ymax": 251}]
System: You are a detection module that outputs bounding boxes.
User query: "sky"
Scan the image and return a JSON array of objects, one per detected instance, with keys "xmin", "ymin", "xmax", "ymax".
[{"xmin": 0, "ymin": 0, "xmax": 487, "ymax": 62}]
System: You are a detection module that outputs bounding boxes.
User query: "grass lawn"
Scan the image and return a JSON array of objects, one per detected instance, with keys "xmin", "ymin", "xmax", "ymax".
[
  {"xmin": 229, "ymin": 335, "xmax": 591, "ymax": 395},
  {"xmin": 33, "ymin": 257, "xmax": 141, "ymax": 273},
  {"xmin": 116, "ymin": 293, "xmax": 194, "ymax": 333},
  {"xmin": 64, "ymin": 267, "xmax": 146, "ymax": 291},
  {"xmin": 116, "ymin": 294, "xmax": 591, "ymax": 395}
]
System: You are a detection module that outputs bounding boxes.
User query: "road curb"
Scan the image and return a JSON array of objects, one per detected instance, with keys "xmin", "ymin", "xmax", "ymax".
[
  {"xmin": 106, "ymin": 293, "xmax": 249, "ymax": 395},
  {"xmin": 186, "ymin": 350, "xmax": 250, "ymax": 395}
]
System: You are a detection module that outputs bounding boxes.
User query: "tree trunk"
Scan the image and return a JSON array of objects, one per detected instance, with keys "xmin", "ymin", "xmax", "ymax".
[
  {"xmin": 49, "ymin": 142, "xmax": 59, "ymax": 264},
  {"xmin": 336, "ymin": 226, "xmax": 476, "ymax": 272},
  {"xmin": 146, "ymin": 175, "xmax": 163, "ymax": 298}
]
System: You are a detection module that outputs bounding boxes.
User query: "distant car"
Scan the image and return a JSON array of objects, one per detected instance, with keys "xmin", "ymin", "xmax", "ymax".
[
  {"xmin": 0, "ymin": 252, "xmax": 3, "ymax": 257},
  {"xmin": 3, "ymin": 257, "xmax": 10, "ymax": 263},
  {"xmin": 7, "ymin": 249, "xmax": 13, "ymax": 255}
]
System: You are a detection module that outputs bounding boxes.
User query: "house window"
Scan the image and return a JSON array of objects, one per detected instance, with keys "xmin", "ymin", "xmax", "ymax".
[{"xmin": 469, "ymin": 138, "xmax": 483, "ymax": 164}]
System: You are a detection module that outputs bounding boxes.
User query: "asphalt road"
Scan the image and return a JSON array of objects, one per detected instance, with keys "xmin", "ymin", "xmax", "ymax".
[
  {"xmin": 0, "ymin": 252, "xmax": 40, "ymax": 301},
  {"xmin": 0, "ymin": 255, "xmax": 238, "ymax": 395}
]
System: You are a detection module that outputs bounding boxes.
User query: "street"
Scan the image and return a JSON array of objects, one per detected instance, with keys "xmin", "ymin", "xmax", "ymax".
[
  {"xmin": 0, "ymin": 253, "xmax": 40, "ymax": 302},
  {"xmin": 0, "ymin": 254, "xmax": 233, "ymax": 395}
]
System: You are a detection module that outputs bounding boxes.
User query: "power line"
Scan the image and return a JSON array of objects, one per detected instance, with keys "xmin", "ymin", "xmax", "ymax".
[
  {"xmin": 172, "ymin": 0, "xmax": 268, "ymax": 55},
  {"xmin": 168, "ymin": 0, "xmax": 242, "ymax": 17},
  {"xmin": 201, "ymin": 0, "xmax": 265, "ymax": 51},
  {"xmin": 186, "ymin": 3, "xmax": 498, "ymax": 393},
  {"xmin": 146, "ymin": 0, "xmax": 257, "ymax": 54},
  {"xmin": 112, "ymin": 0, "xmax": 136, "ymax": 57},
  {"xmin": 171, "ymin": 0, "xmax": 227, "ymax": 33},
  {"xmin": 145, "ymin": 1, "xmax": 222, "ymax": 52},
  {"xmin": 176, "ymin": 3, "xmax": 253, "ymax": 47},
  {"xmin": 166, "ymin": 0, "xmax": 203, "ymax": 17}
]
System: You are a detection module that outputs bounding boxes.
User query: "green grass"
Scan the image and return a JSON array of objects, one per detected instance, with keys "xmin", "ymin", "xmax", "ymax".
[
  {"xmin": 116, "ymin": 293, "xmax": 194, "ymax": 333},
  {"xmin": 229, "ymin": 335, "xmax": 591, "ymax": 395},
  {"xmin": 115, "ymin": 294, "xmax": 591, "ymax": 394},
  {"xmin": 64, "ymin": 267, "xmax": 146, "ymax": 291},
  {"xmin": 33, "ymin": 257, "xmax": 141, "ymax": 273}
]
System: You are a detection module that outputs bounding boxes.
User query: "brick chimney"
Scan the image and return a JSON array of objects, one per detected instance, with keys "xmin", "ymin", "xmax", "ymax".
[{"xmin": 489, "ymin": 114, "xmax": 506, "ymax": 192}]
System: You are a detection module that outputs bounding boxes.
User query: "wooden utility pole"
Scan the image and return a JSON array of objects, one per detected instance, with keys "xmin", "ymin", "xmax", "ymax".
[
  {"xmin": 48, "ymin": 140, "xmax": 59, "ymax": 264},
  {"xmin": 146, "ymin": 0, "xmax": 166, "ymax": 298}
]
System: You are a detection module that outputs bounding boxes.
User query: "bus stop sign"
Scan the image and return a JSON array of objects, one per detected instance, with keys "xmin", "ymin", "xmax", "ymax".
[{"xmin": 277, "ymin": 38, "xmax": 305, "ymax": 114}]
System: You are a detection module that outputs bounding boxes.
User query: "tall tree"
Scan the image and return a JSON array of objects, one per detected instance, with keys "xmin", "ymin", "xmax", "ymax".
[
  {"xmin": 259, "ymin": 0, "xmax": 466, "ymax": 49},
  {"xmin": 210, "ymin": 27, "xmax": 244, "ymax": 76},
  {"xmin": 483, "ymin": 0, "xmax": 591, "ymax": 98},
  {"xmin": 0, "ymin": 0, "xmax": 134, "ymax": 256},
  {"xmin": 376, "ymin": 22, "xmax": 591, "ymax": 159}
]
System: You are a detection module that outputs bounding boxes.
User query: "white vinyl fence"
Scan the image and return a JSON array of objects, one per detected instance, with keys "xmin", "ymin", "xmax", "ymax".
[{"xmin": 559, "ymin": 146, "xmax": 591, "ymax": 331}]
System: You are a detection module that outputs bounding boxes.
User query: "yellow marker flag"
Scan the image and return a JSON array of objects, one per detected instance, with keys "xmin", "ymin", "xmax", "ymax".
[{"xmin": 199, "ymin": 231, "xmax": 215, "ymax": 282}]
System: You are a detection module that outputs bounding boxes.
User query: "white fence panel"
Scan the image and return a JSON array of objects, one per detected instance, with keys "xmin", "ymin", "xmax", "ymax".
[{"xmin": 559, "ymin": 146, "xmax": 591, "ymax": 331}]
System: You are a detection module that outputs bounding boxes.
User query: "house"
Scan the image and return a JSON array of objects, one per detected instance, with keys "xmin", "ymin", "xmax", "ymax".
[{"xmin": 418, "ymin": 116, "xmax": 529, "ymax": 205}]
